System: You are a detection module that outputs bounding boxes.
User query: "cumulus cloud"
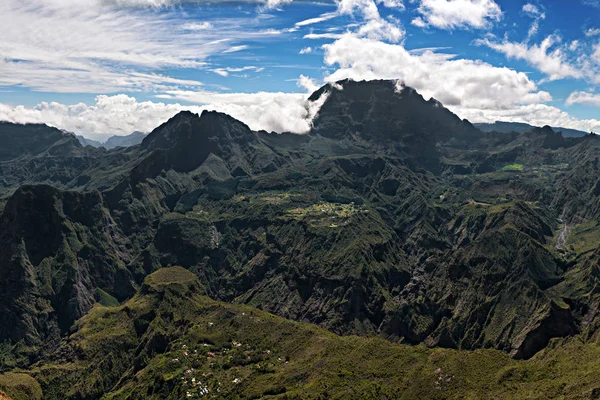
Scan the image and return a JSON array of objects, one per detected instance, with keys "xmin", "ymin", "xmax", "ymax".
[
  {"xmin": 454, "ymin": 103, "xmax": 600, "ymax": 133},
  {"xmin": 3, "ymin": 0, "xmax": 600, "ymax": 140},
  {"xmin": 566, "ymin": 91, "xmax": 600, "ymax": 107},
  {"xmin": 0, "ymin": 95, "xmax": 187, "ymax": 140},
  {"xmin": 299, "ymin": 47, "xmax": 313, "ymax": 54},
  {"xmin": 323, "ymin": 36, "xmax": 551, "ymax": 109},
  {"xmin": 411, "ymin": 0, "xmax": 502, "ymax": 30},
  {"xmin": 297, "ymin": 75, "xmax": 320, "ymax": 92},
  {"xmin": 155, "ymin": 90, "xmax": 324, "ymax": 133},
  {"xmin": 586, "ymin": 28, "xmax": 600, "ymax": 37},
  {"xmin": 0, "ymin": 86, "xmax": 331, "ymax": 139},
  {"xmin": 334, "ymin": 0, "xmax": 405, "ymax": 42},
  {"xmin": 319, "ymin": 34, "xmax": 600, "ymax": 133},
  {"xmin": 263, "ymin": 0, "xmax": 293, "ymax": 9},
  {"xmin": 376, "ymin": 0, "xmax": 404, "ymax": 9}
]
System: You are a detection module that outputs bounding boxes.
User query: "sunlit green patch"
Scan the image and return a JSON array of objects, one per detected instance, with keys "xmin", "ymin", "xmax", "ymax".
[
  {"xmin": 500, "ymin": 164, "xmax": 524, "ymax": 172},
  {"xmin": 284, "ymin": 202, "xmax": 368, "ymax": 228}
]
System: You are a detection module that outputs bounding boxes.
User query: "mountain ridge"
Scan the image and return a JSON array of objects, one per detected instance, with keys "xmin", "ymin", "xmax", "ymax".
[
  {"xmin": 475, "ymin": 121, "xmax": 591, "ymax": 138},
  {"xmin": 2, "ymin": 80, "xmax": 600, "ymax": 397},
  {"xmin": 77, "ymin": 131, "xmax": 147, "ymax": 149}
]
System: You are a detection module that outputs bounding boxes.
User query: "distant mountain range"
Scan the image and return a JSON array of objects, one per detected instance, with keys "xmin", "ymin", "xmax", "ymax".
[
  {"xmin": 474, "ymin": 121, "xmax": 591, "ymax": 137},
  {"xmin": 3, "ymin": 79, "xmax": 600, "ymax": 398},
  {"xmin": 76, "ymin": 130, "xmax": 147, "ymax": 149}
]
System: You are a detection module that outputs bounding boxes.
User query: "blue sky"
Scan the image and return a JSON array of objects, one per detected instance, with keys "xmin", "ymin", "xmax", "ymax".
[{"xmin": 2, "ymin": 0, "xmax": 600, "ymax": 140}]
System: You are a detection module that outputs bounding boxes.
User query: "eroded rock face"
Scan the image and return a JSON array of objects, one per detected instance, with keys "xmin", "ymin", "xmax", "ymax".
[
  {"xmin": 2, "ymin": 79, "xmax": 600, "ymax": 364},
  {"xmin": 0, "ymin": 185, "xmax": 134, "ymax": 349}
]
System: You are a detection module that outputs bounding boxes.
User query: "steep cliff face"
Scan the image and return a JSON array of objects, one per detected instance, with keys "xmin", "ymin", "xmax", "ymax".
[
  {"xmin": 0, "ymin": 185, "xmax": 134, "ymax": 352},
  {"xmin": 3, "ymin": 80, "xmax": 600, "ymax": 369},
  {"xmin": 383, "ymin": 202, "xmax": 575, "ymax": 359}
]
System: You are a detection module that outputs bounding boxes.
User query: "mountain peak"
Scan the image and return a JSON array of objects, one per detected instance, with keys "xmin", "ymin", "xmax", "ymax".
[
  {"xmin": 141, "ymin": 110, "xmax": 199, "ymax": 150},
  {"xmin": 0, "ymin": 122, "xmax": 82, "ymax": 161},
  {"xmin": 140, "ymin": 110, "xmax": 252, "ymax": 153},
  {"xmin": 309, "ymin": 79, "xmax": 479, "ymax": 145}
]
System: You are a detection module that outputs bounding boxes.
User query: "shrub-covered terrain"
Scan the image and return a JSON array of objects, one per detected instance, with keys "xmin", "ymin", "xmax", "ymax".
[
  {"xmin": 2, "ymin": 268, "xmax": 600, "ymax": 400},
  {"xmin": 1, "ymin": 80, "xmax": 600, "ymax": 398}
]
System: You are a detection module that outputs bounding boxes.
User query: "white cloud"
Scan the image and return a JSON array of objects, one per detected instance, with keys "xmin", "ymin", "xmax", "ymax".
[
  {"xmin": 335, "ymin": 0, "xmax": 405, "ymax": 42},
  {"xmin": 376, "ymin": 0, "xmax": 404, "ymax": 9},
  {"xmin": 300, "ymin": 47, "xmax": 313, "ymax": 54},
  {"xmin": 4, "ymin": 0, "xmax": 600, "ymax": 140},
  {"xmin": 566, "ymin": 91, "xmax": 600, "ymax": 107},
  {"xmin": 263, "ymin": 0, "xmax": 293, "ymax": 9},
  {"xmin": 323, "ymin": 36, "xmax": 551, "ymax": 109},
  {"xmin": 222, "ymin": 45, "xmax": 250, "ymax": 54},
  {"xmin": 569, "ymin": 40, "xmax": 580, "ymax": 51},
  {"xmin": 104, "ymin": 0, "xmax": 294, "ymax": 7},
  {"xmin": 586, "ymin": 27, "xmax": 600, "ymax": 37},
  {"xmin": 592, "ymin": 43, "xmax": 600, "ymax": 66},
  {"xmin": 336, "ymin": 0, "xmax": 381, "ymax": 19},
  {"xmin": 320, "ymin": 34, "xmax": 600, "ymax": 133},
  {"xmin": 521, "ymin": 3, "xmax": 545, "ymax": 42},
  {"xmin": 411, "ymin": 17, "xmax": 427, "ymax": 28},
  {"xmin": 211, "ymin": 66, "xmax": 263, "ymax": 77},
  {"xmin": 357, "ymin": 17, "xmax": 404, "ymax": 42},
  {"xmin": 0, "ymin": 0, "xmax": 285, "ymax": 94},
  {"xmin": 477, "ymin": 35, "xmax": 583, "ymax": 81},
  {"xmin": 156, "ymin": 90, "xmax": 321, "ymax": 133},
  {"xmin": 0, "ymin": 95, "xmax": 186, "ymax": 140},
  {"xmin": 411, "ymin": 0, "xmax": 502, "ymax": 30},
  {"xmin": 182, "ymin": 21, "xmax": 213, "ymax": 30},
  {"xmin": 525, "ymin": 19, "xmax": 540, "ymax": 41},
  {"xmin": 297, "ymin": 75, "xmax": 319, "ymax": 92},
  {"xmin": 295, "ymin": 12, "xmax": 338, "ymax": 27},
  {"xmin": 0, "ymin": 88, "xmax": 332, "ymax": 139},
  {"xmin": 522, "ymin": 3, "xmax": 544, "ymax": 19},
  {"xmin": 259, "ymin": 28, "xmax": 283, "ymax": 35},
  {"xmin": 304, "ymin": 32, "xmax": 346, "ymax": 39},
  {"xmin": 454, "ymin": 103, "xmax": 600, "ymax": 133},
  {"xmin": 298, "ymin": 0, "xmax": 405, "ymax": 43}
]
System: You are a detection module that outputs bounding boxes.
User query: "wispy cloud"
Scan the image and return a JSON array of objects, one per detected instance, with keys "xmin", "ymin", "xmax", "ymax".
[
  {"xmin": 295, "ymin": 12, "xmax": 338, "ymax": 27},
  {"xmin": 0, "ymin": 0, "xmax": 286, "ymax": 94},
  {"xmin": 211, "ymin": 66, "xmax": 264, "ymax": 76},
  {"xmin": 294, "ymin": 0, "xmax": 404, "ymax": 43},
  {"xmin": 304, "ymin": 32, "xmax": 346, "ymax": 39},
  {"xmin": 222, "ymin": 45, "xmax": 250, "ymax": 54},
  {"xmin": 476, "ymin": 34, "xmax": 583, "ymax": 82}
]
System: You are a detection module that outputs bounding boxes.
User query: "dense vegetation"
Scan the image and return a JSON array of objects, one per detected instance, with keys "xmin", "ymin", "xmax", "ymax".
[
  {"xmin": 1, "ymin": 79, "xmax": 600, "ymax": 398},
  {"xmin": 4, "ymin": 268, "xmax": 600, "ymax": 400}
]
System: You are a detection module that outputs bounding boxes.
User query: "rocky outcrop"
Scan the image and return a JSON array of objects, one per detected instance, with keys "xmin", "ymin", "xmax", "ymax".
[
  {"xmin": 0, "ymin": 185, "xmax": 134, "ymax": 351},
  {"xmin": 3, "ymin": 79, "xmax": 600, "ymax": 365}
]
